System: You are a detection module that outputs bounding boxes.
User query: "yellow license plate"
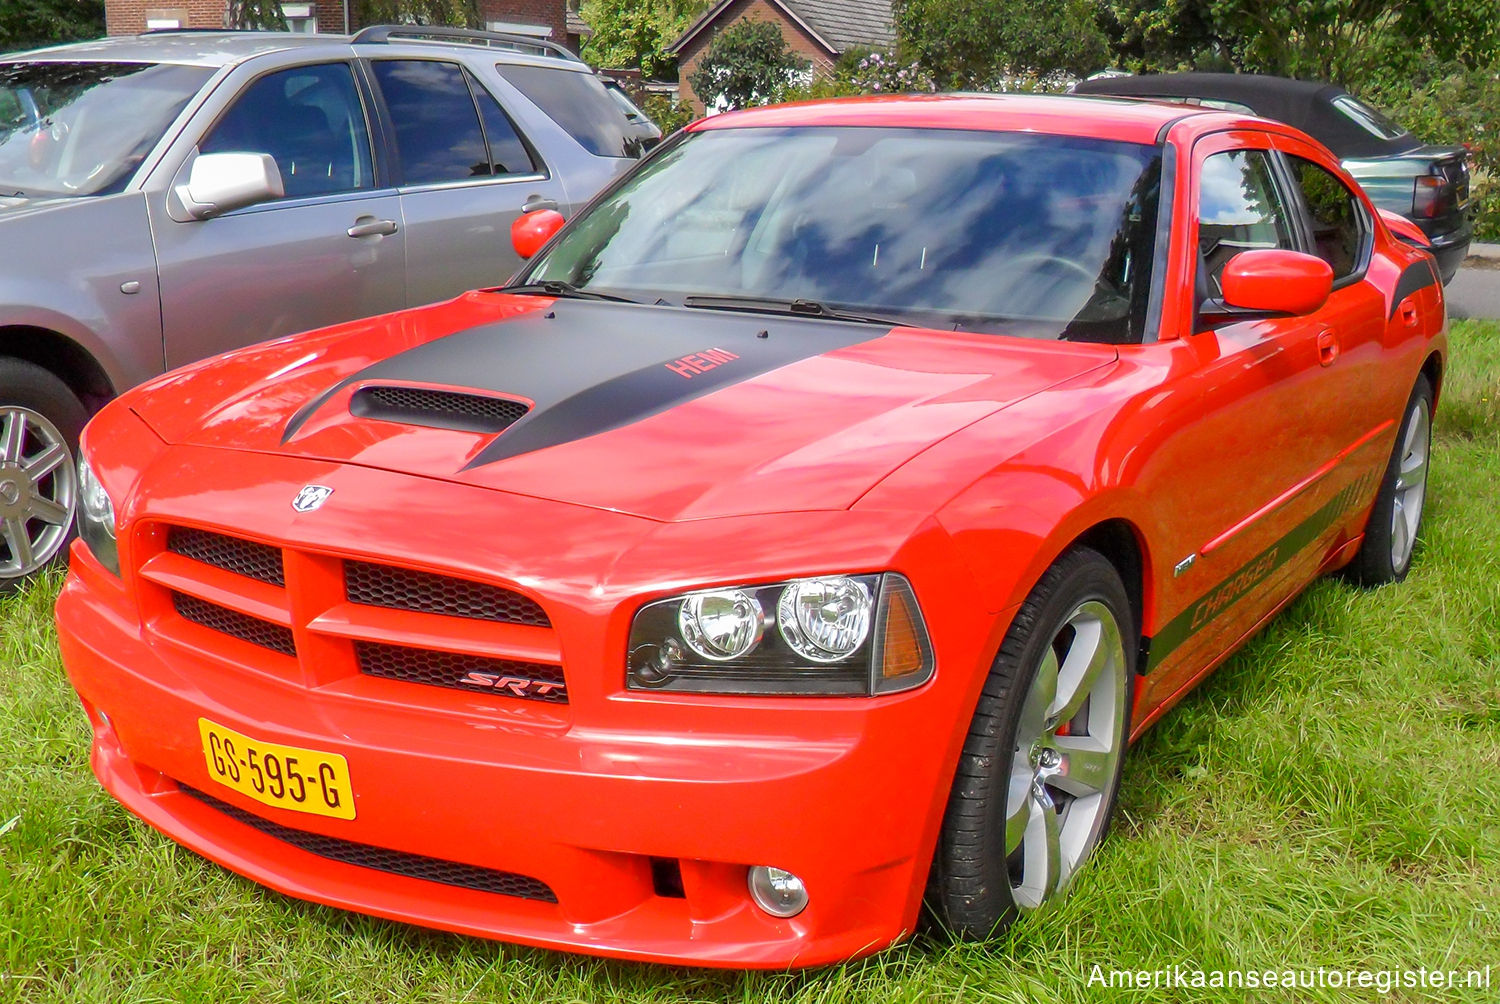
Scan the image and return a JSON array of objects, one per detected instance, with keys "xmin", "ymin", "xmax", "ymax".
[{"xmin": 198, "ymin": 718, "xmax": 355, "ymax": 820}]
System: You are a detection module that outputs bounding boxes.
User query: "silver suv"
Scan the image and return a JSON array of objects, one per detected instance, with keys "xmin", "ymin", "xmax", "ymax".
[{"xmin": 0, "ymin": 26, "xmax": 642, "ymax": 590}]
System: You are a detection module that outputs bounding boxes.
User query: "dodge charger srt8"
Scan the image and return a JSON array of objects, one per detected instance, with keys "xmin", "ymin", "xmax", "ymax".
[{"xmin": 56, "ymin": 94, "xmax": 1445, "ymax": 968}]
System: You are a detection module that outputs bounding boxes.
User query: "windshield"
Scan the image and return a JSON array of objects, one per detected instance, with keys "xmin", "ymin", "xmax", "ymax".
[
  {"xmin": 0, "ymin": 61, "xmax": 213, "ymax": 199},
  {"xmin": 521, "ymin": 126, "xmax": 1164, "ymax": 341}
]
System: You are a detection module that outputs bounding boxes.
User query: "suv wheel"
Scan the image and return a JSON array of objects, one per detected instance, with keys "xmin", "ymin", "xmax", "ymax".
[{"xmin": 0, "ymin": 358, "xmax": 86, "ymax": 593}]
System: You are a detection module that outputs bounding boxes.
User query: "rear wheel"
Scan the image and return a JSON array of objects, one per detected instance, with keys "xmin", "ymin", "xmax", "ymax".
[
  {"xmin": 1343, "ymin": 375, "xmax": 1433, "ymax": 586},
  {"xmin": 929, "ymin": 547, "xmax": 1133, "ymax": 935},
  {"xmin": 0, "ymin": 358, "xmax": 86, "ymax": 594}
]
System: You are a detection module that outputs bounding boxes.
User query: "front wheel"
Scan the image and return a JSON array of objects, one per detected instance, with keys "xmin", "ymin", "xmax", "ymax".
[
  {"xmin": 0, "ymin": 358, "xmax": 87, "ymax": 594},
  {"xmin": 928, "ymin": 547, "xmax": 1134, "ymax": 935},
  {"xmin": 1343, "ymin": 375, "xmax": 1433, "ymax": 586}
]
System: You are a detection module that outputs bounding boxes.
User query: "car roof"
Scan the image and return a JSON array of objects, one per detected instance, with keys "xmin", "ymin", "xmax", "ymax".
[
  {"xmin": 1, "ymin": 29, "xmax": 596, "ymax": 73},
  {"xmin": 3, "ymin": 31, "xmax": 338, "ymax": 68},
  {"xmin": 690, "ymin": 93, "xmax": 1221, "ymax": 145}
]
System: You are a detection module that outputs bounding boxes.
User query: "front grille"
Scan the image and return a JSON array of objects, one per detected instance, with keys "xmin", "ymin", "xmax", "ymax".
[
  {"xmin": 356, "ymin": 641, "xmax": 566, "ymax": 702},
  {"xmin": 173, "ymin": 592, "xmax": 296, "ymax": 657},
  {"xmin": 179, "ymin": 784, "xmax": 557, "ymax": 902},
  {"xmin": 346, "ymin": 561, "xmax": 550, "ymax": 627},
  {"xmin": 169, "ymin": 527, "xmax": 285, "ymax": 587},
  {"xmin": 350, "ymin": 385, "xmax": 529, "ymax": 434}
]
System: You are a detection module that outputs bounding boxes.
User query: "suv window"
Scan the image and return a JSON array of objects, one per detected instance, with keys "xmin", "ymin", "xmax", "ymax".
[
  {"xmin": 1287, "ymin": 155, "xmax": 1366, "ymax": 279},
  {"xmin": 202, "ymin": 63, "xmax": 373, "ymax": 199},
  {"xmin": 496, "ymin": 64, "xmax": 642, "ymax": 158},
  {"xmin": 1197, "ymin": 149, "xmax": 1295, "ymax": 295},
  {"xmin": 373, "ymin": 60, "xmax": 535, "ymax": 183}
]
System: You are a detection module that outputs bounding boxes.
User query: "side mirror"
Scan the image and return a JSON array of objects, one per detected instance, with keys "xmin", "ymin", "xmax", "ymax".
[
  {"xmin": 511, "ymin": 208, "xmax": 565, "ymax": 259},
  {"xmin": 1219, "ymin": 249, "xmax": 1334, "ymax": 316},
  {"xmin": 175, "ymin": 152, "xmax": 284, "ymax": 221}
]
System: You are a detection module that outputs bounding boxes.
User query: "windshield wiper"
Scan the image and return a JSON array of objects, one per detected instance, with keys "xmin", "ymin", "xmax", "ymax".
[
  {"xmin": 680, "ymin": 294, "xmax": 907, "ymax": 327},
  {"xmin": 498, "ymin": 280, "xmax": 639, "ymax": 303}
]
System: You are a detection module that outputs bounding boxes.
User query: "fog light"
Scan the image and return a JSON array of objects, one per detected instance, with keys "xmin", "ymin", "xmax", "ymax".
[{"xmin": 748, "ymin": 865, "xmax": 808, "ymax": 918}]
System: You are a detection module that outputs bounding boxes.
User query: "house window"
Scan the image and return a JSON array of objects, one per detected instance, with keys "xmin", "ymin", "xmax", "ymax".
[
  {"xmin": 486, "ymin": 20, "xmax": 552, "ymax": 37},
  {"xmin": 283, "ymin": 3, "xmax": 317, "ymax": 32}
]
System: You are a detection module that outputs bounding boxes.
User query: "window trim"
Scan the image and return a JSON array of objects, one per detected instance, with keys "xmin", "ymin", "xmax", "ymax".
[
  {"xmin": 462, "ymin": 65, "xmax": 546, "ymax": 180},
  {"xmin": 190, "ymin": 59, "xmax": 384, "ymax": 208}
]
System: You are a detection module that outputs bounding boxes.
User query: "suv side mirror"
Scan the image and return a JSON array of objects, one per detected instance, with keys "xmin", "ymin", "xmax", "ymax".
[
  {"xmin": 511, "ymin": 208, "xmax": 565, "ymax": 259},
  {"xmin": 175, "ymin": 152, "xmax": 284, "ymax": 221},
  {"xmin": 1218, "ymin": 249, "xmax": 1334, "ymax": 316}
]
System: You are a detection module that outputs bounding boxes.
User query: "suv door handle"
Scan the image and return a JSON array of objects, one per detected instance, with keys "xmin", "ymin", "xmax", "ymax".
[
  {"xmin": 347, "ymin": 216, "xmax": 398, "ymax": 238},
  {"xmin": 521, "ymin": 196, "xmax": 558, "ymax": 214},
  {"xmin": 1317, "ymin": 328, "xmax": 1340, "ymax": 367}
]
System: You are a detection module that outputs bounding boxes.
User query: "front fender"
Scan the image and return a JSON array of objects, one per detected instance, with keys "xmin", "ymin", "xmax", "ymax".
[{"xmin": 0, "ymin": 192, "xmax": 162, "ymax": 392}]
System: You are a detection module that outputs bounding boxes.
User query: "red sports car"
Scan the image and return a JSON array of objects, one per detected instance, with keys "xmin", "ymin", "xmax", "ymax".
[{"xmin": 56, "ymin": 94, "xmax": 1444, "ymax": 968}]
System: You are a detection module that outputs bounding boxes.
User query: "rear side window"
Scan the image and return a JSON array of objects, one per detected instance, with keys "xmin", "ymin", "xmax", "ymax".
[
  {"xmin": 372, "ymin": 60, "xmax": 489, "ymax": 184},
  {"xmin": 496, "ymin": 64, "xmax": 641, "ymax": 158},
  {"xmin": 372, "ymin": 60, "xmax": 537, "ymax": 183},
  {"xmin": 1197, "ymin": 149, "xmax": 1296, "ymax": 295},
  {"xmin": 202, "ymin": 62, "xmax": 374, "ymax": 199},
  {"xmin": 1331, "ymin": 95, "xmax": 1407, "ymax": 142},
  {"xmin": 1287, "ymin": 155, "xmax": 1366, "ymax": 278}
]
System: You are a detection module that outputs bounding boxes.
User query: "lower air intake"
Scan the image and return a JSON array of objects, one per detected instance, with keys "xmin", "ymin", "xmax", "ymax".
[{"xmin": 179, "ymin": 784, "xmax": 558, "ymax": 903}]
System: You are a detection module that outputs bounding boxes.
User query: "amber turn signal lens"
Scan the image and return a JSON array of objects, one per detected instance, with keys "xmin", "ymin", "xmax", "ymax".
[{"xmin": 881, "ymin": 582, "xmax": 923, "ymax": 678}]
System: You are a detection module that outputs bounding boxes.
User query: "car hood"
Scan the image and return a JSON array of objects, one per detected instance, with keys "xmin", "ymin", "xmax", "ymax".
[{"xmin": 128, "ymin": 294, "xmax": 1117, "ymax": 522}]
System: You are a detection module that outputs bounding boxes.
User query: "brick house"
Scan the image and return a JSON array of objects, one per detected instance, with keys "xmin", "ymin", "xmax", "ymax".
[
  {"xmin": 105, "ymin": 0, "xmax": 590, "ymax": 50},
  {"xmin": 668, "ymin": 0, "xmax": 893, "ymax": 112}
]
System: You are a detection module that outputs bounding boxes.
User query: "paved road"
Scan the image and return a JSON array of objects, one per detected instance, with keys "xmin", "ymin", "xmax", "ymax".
[{"xmin": 1447, "ymin": 260, "xmax": 1500, "ymax": 320}]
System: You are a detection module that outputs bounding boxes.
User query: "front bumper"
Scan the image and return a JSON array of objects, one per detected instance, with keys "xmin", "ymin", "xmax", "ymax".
[{"xmin": 56, "ymin": 482, "xmax": 991, "ymax": 967}]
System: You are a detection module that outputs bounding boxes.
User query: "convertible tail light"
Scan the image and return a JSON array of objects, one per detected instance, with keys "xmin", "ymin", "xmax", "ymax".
[{"xmin": 1413, "ymin": 174, "xmax": 1457, "ymax": 219}]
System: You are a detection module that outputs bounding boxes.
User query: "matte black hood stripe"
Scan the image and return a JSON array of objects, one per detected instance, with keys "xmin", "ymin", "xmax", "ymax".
[{"xmin": 284, "ymin": 300, "xmax": 892, "ymax": 466}]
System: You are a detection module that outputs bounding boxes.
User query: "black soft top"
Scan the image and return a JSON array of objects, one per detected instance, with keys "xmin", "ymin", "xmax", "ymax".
[{"xmin": 1073, "ymin": 72, "xmax": 1419, "ymax": 159}]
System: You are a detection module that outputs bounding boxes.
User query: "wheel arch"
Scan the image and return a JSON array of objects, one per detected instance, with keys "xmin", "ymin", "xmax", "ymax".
[
  {"xmin": 0, "ymin": 325, "xmax": 116, "ymax": 414},
  {"xmin": 1069, "ymin": 518, "xmax": 1150, "ymax": 669},
  {"xmin": 1421, "ymin": 348, "xmax": 1444, "ymax": 411}
]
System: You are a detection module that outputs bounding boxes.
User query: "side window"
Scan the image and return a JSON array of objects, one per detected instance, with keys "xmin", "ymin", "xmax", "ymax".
[
  {"xmin": 1287, "ymin": 155, "xmax": 1366, "ymax": 279},
  {"xmin": 466, "ymin": 70, "xmax": 537, "ymax": 176},
  {"xmin": 202, "ymin": 63, "xmax": 373, "ymax": 199},
  {"xmin": 1197, "ymin": 149, "xmax": 1296, "ymax": 295},
  {"xmin": 372, "ymin": 60, "xmax": 490, "ymax": 185},
  {"xmin": 495, "ymin": 64, "xmax": 640, "ymax": 158}
]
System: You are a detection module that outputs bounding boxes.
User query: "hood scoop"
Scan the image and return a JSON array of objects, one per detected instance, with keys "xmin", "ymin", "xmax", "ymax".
[{"xmin": 349, "ymin": 385, "xmax": 530, "ymax": 435}]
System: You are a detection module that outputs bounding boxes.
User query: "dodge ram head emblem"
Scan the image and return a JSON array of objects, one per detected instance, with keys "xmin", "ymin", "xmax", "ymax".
[{"xmin": 291, "ymin": 484, "xmax": 334, "ymax": 513}]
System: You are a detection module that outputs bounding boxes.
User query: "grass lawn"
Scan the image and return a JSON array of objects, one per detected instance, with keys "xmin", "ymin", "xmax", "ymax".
[{"xmin": 2, "ymin": 322, "xmax": 1497, "ymax": 1004}]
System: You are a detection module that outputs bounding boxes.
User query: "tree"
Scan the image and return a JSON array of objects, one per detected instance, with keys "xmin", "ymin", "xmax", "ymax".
[
  {"xmin": 355, "ymin": 0, "xmax": 481, "ymax": 29},
  {"xmin": 227, "ymin": 0, "xmax": 287, "ymax": 29},
  {"xmin": 1199, "ymin": 0, "xmax": 1500, "ymax": 85},
  {"xmin": 0, "ymin": 0, "xmax": 104, "ymax": 54},
  {"xmin": 893, "ymin": 0, "xmax": 1112, "ymax": 88},
  {"xmin": 580, "ymin": 0, "xmax": 709, "ymax": 79},
  {"xmin": 687, "ymin": 19, "xmax": 809, "ymax": 110}
]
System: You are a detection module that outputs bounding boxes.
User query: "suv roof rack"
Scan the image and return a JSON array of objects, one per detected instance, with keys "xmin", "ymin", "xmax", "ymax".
[{"xmin": 350, "ymin": 24, "xmax": 585, "ymax": 63}]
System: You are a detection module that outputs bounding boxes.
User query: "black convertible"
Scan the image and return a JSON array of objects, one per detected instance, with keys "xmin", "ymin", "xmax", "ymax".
[{"xmin": 1074, "ymin": 72, "xmax": 1472, "ymax": 281}]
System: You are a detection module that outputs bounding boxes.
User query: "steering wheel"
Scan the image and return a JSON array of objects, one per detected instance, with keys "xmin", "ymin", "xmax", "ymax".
[{"xmin": 981, "ymin": 252, "xmax": 1099, "ymax": 317}]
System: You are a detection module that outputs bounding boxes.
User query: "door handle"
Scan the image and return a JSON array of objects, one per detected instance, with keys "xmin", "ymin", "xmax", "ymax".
[
  {"xmin": 1399, "ymin": 299, "xmax": 1420, "ymax": 328},
  {"xmin": 1317, "ymin": 328, "xmax": 1340, "ymax": 367},
  {"xmin": 347, "ymin": 216, "xmax": 398, "ymax": 238},
  {"xmin": 521, "ymin": 195, "xmax": 558, "ymax": 214}
]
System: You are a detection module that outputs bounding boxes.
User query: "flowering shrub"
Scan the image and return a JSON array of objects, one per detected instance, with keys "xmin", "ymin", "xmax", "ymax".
[{"xmin": 842, "ymin": 50, "xmax": 938, "ymax": 94}]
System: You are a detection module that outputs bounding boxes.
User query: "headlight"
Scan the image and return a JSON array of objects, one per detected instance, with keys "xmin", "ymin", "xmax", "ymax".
[
  {"xmin": 628, "ymin": 573, "xmax": 934, "ymax": 696},
  {"xmin": 76, "ymin": 455, "xmax": 120, "ymax": 576}
]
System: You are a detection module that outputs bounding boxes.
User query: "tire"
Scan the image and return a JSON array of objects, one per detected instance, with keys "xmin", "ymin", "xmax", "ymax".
[
  {"xmin": 0, "ymin": 357, "xmax": 87, "ymax": 595},
  {"xmin": 1342, "ymin": 375, "xmax": 1433, "ymax": 587},
  {"xmin": 928, "ymin": 547, "xmax": 1134, "ymax": 936}
]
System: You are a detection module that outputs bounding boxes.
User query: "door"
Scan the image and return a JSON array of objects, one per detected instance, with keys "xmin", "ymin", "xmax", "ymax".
[
  {"xmin": 151, "ymin": 61, "xmax": 406, "ymax": 369},
  {"xmin": 1142, "ymin": 137, "xmax": 1373, "ymax": 703},
  {"xmin": 366, "ymin": 58, "xmax": 566, "ymax": 304}
]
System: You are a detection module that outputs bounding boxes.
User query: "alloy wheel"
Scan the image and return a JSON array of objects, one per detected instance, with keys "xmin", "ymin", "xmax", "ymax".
[
  {"xmin": 1006, "ymin": 599, "xmax": 1128, "ymax": 911},
  {"xmin": 0, "ymin": 406, "xmax": 77, "ymax": 578},
  {"xmin": 1389, "ymin": 395, "xmax": 1430, "ymax": 573}
]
